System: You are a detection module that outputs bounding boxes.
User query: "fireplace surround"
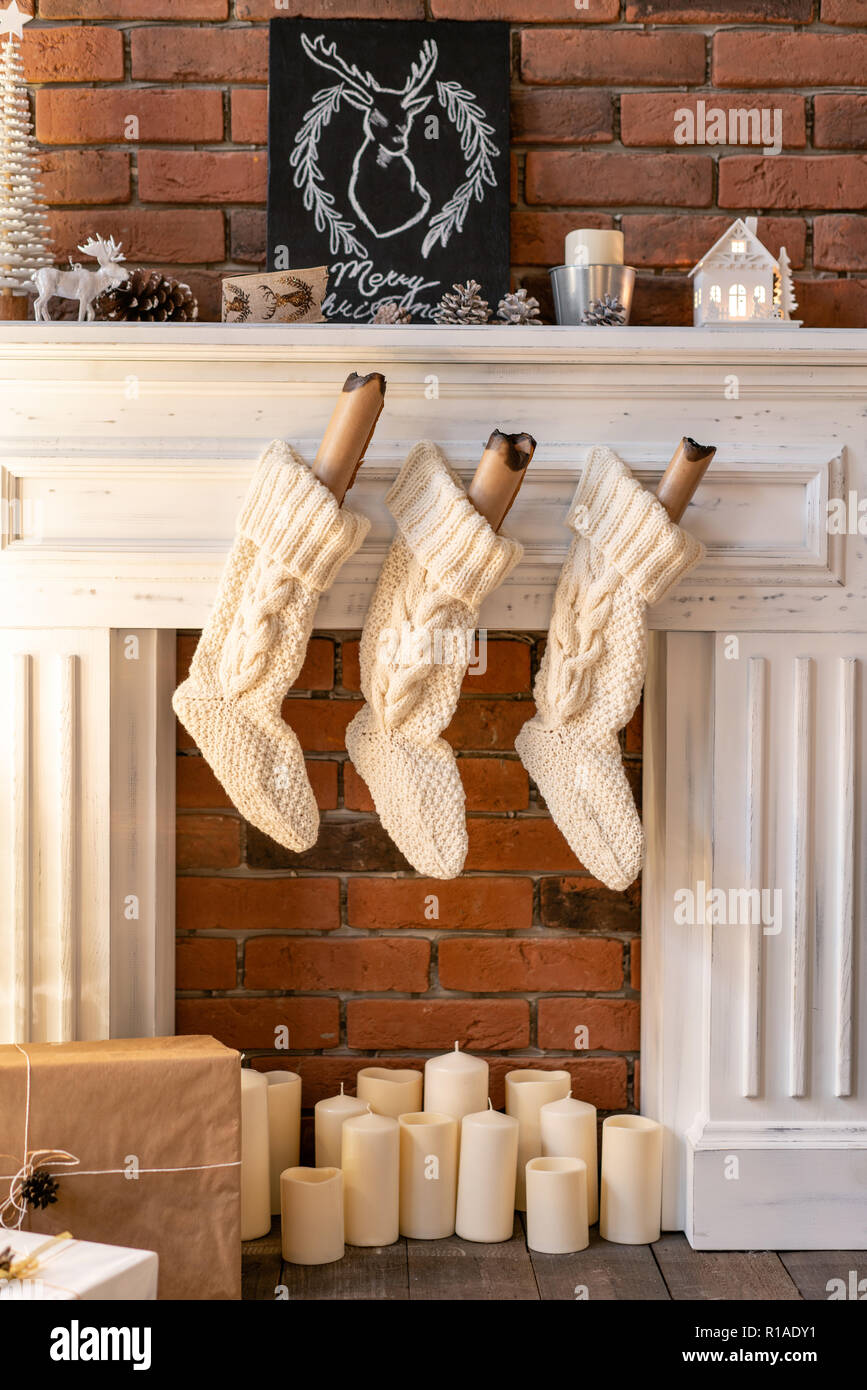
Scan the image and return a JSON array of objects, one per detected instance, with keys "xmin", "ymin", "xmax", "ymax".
[{"xmin": 1, "ymin": 323, "xmax": 865, "ymax": 1250}]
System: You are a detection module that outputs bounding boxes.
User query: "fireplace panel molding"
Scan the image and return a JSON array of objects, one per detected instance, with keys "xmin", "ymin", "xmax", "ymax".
[{"xmin": 1, "ymin": 325, "xmax": 865, "ymax": 1248}]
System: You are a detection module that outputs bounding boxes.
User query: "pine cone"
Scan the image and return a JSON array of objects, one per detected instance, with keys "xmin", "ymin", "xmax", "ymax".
[
  {"xmin": 20, "ymin": 1167, "xmax": 60, "ymax": 1212},
  {"xmin": 434, "ymin": 279, "xmax": 491, "ymax": 325},
  {"xmin": 96, "ymin": 268, "xmax": 199, "ymax": 323},
  {"xmin": 497, "ymin": 288, "xmax": 542, "ymax": 326},
  {"xmin": 373, "ymin": 301, "xmax": 412, "ymax": 324},
  {"xmin": 582, "ymin": 294, "xmax": 626, "ymax": 326}
]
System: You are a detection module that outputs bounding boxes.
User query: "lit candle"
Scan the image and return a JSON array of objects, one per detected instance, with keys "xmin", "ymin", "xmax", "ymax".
[
  {"xmin": 423, "ymin": 1042, "xmax": 488, "ymax": 1128},
  {"xmin": 526, "ymin": 1157, "xmax": 589, "ymax": 1254},
  {"xmin": 240, "ymin": 1069, "xmax": 271, "ymax": 1241},
  {"xmin": 505, "ymin": 1069, "xmax": 571, "ymax": 1210},
  {"xmin": 281, "ymin": 1166, "xmax": 344, "ymax": 1266},
  {"xmin": 341, "ymin": 1109, "xmax": 400, "ymax": 1247},
  {"xmin": 565, "ymin": 228, "xmax": 625, "ymax": 266},
  {"xmin": 455, "ymin": 1106, "xmax": 519, "ymax": 1244},
  {"xmin": 314, "ymin": 1083, "xmax": 367, "ymax": 1168},
  {"xmin": 398, "ymin": 1112, "xmax": 459, "ymax": 1240},
  {"xmin": 540, "ymin": 1092, "xmax": 598, "ymax": 1224},
  {"xmin": 264, "ymin": 1071, "xmax": 302, "ymax": 1215},
  {"xmin": 357, "ymin": 1066, "xmax": 423, "ymax": 1120},
  {"xmin": 600, "ymin": 1115, "xmax": 663, "ymax": 1245}
]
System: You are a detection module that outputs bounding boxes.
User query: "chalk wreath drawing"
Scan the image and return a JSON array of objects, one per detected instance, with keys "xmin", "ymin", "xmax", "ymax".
[{"xmin": 290, "ymin": 35, "xmax": 500, "ymax": 261}]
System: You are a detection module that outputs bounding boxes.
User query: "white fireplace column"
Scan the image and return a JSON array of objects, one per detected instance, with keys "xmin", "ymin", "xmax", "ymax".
[{"xmin": 1, "ymin": 324, "xmax": 865, "ymax": 1248}]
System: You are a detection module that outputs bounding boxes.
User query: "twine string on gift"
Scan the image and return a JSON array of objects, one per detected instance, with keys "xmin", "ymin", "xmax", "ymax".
[
  {"xmin": 0, "ymin": 1044, "xmax": 243, "ymax": 1231},
  {"xmin": 0, "ymin": 1046, "xmax": 81, "ymax": 1231}
]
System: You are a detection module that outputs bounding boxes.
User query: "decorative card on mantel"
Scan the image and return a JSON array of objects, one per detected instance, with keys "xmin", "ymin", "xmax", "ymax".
[{"xmin": 267, "ymin": 19, "xmax": 510, "ymax": 324}]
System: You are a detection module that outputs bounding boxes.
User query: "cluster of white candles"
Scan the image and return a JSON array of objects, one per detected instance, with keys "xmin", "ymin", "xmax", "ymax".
[{"xmin": 240, "ymin": 1048, "xmax": 663, "ymax": 1266}]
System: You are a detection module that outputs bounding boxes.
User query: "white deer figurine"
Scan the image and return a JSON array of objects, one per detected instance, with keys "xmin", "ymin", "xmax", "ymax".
[
  {"xmin": 33, "ymin": 235, "xmax": 130, "ymax": 322},
  {"xmin": 301, "ymin": 34, "xmax": 438, "ymax": 241}
]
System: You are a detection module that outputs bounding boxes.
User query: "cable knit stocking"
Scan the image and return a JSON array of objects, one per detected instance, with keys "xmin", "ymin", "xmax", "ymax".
[
  {"xmin": 173, "ymin": 441, "xmax": 369, "ymax": 851},
  {"xmin": 516, "ymin": 447, "xmax": 704, "ymax": 891},
  {"xmin": 346, "ymin": 442, "xmax": 523, "ymax": 879}
]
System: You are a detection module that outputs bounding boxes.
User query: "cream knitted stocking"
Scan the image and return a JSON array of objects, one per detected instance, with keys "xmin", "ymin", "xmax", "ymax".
[
  {"xmin": 516, "ymin": 447, "xmax": 704, "ymax": 891},
  {"xmin": 346, "ymin": 442, "xmax": 523, "ymax": 879},
  {"xmin": 173, "ymin": 440, "xmax": 369, "ymax": 851}
]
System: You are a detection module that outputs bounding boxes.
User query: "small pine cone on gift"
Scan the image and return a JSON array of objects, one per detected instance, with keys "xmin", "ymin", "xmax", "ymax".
[
  {"xmin": 497, "ymin": 288, "xmax": 542, "ymax": 325},
  {"xmin": 433, "ymin": 279, "xmax": 491, "ymax": 325},
  {"xmin": 96, "ymin": 268, "xmax": 199, "ymax": 323},
  {"xmin": 373, "ymin": 301, "xmax": 413, "ymax": 324},
  {"xmin": 581, "ymin": 293, "xmax": 626, "ymax": 327}
]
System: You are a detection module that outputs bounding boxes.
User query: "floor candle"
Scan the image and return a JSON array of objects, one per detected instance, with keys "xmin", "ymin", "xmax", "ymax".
[
  {"xmin": 342, "ymin": 1109, "xmax": 400, "ymax": 1247},
  {"xmin": 526, "ymin": 1157, "xmax": 589, "ymax": 1254},
  {"xmin": 265, "ymin": 1071, "xmax": 302, "ymax": 1215},
  {"xmin": 356, "ymin": 1066, "xmax": 423, "ymax": 1120},
  {"xmin": 505, "ymin": 1069, "xmax": 571, "ymax": 1210},
  {"xmin": 540, "ymin": 1092, "xmax": 599, "ymax": 1224},
  {"xmin": 240, "ymin": 1069, "xmax": 271, "ymax": 1241},
  {"xmin": 281, "ymin": 1167, "xmax": 344, "ymax": 1266},
  {"xmin": 398, "ymin": 1112, "xmax": 459, "ymax": 1239},
  {"xmin": 600, "ymin": 1115, "xmax": 663, "ymax": 1245},
  {"xmin": 314, "ymin": 1083, "xmax": 367, "ymax": 1168},
  {"xmin": 423, "ymin": 1042, "xmax": 488, "ymax": 1128},
  {"xmin": 455, "ymin": 1106, "xmax": 519, "ymax": 1243}
]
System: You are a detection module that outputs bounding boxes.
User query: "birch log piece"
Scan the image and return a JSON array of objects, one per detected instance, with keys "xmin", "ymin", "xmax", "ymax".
[
  {"xmin": 312, "ymin": 370, "xmax": 386, "ymax": 503},
  {"xmin": 467, "ymin": 429, "xmax": 537, "ymax": 533},
  {"xmin": 655, "ymin": 436, "xmax": 716, "ymax": 524}
]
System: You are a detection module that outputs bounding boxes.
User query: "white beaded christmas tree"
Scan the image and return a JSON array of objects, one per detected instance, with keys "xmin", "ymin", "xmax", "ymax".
[{"xmin": 0, "ymin": 26, "xmax": 53, "ymax": 318}]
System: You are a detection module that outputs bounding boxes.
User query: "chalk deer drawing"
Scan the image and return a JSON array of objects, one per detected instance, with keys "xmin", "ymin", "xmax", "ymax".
[
  {"xmin": 300, "ymin": 34, "xmax": 438, "ymax": 240},
  {"xmin": 33, "ymin": 235, "xmax": 130, "ymax": 322}
]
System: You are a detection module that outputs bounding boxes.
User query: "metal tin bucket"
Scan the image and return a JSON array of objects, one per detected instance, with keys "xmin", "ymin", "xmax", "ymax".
[{"xmin": 549, "ymin": 264, "xmax": 636, "ymax": 325}]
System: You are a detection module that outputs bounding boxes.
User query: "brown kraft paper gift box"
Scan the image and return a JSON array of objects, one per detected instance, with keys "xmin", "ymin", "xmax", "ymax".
[{"xmin": 0, "ymin": 1035, "xmax": 241, "ymax": 1300}]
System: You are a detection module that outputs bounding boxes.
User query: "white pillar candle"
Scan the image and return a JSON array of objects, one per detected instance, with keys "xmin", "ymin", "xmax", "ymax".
[
  {"xmin": 540, "ymin": 1092, "xmax": 599, "ymax": 1224},
  {"xmin": 398, "ymin": 1112, "xmax": 459, "ymax": 1240},
  {"xmin": 341, "ymin": 1109, "xmax": 400, "ymax": 1247},
  {"xmin": 314, "ymin": 1083, "xmax": 367, "ymax": 1168},
  {"xmin": 356, "ymin": 1066, "xmax": 423, "ymax": 1120},
  {"xmin": 281, "ymin": 1166, "xmax": 344, "ymax": 1266},
  {"xmin": 526, "ymin": 1157, "xmax": 589, "ymax": 1254},
  {"xmin": 265, "ymin": 1071, "xmax": 302, "ymax": 1215},
  {"xmin": 423, "ymin": 1042, "xmax": 489, "ymax": 1128},
  {"xmin": 505, "ymin": 1069, "xmax": 571, "ymax": 1210},
  {"xmin": 565, "ymin": 228, "xmax": 625, "ymax": 266},
  {"xmin": 240, "ymin": 1069, "xmax": 271, "ymax": 1241},
  {"xmin": 455, "ymin": 1107, "xmax": 519, "ymax": 1244},
  {"xmin": 600, "ymin": 1115, "xmax": 663, "ymax": 1245}
]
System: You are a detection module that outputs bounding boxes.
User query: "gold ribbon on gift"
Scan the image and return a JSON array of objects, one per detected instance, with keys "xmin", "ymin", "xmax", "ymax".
[{"xmin": 0, "ymin": 1231, "xmax": 73, "ymax": 1283}]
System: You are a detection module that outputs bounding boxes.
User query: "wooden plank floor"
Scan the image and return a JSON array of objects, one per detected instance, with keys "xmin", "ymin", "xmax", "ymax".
[{"xmin": 243, "ymin": 1221, "xmax": 851, "ymax": 1301}]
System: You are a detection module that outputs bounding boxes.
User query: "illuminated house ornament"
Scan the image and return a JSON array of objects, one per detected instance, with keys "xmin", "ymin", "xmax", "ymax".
[{"xmin": 689, "ymin": 216, "xmax": 801, "ymax": 328}]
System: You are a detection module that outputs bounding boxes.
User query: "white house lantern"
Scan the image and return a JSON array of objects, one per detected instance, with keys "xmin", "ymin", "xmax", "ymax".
[{"xmin": 690, "ymin": 217, "xmax": 801, "ymax": 328}]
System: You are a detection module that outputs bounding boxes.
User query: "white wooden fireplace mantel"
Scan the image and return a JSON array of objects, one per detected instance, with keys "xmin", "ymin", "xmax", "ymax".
[{"xmin": 2, "ymin": 324, "xmax": 866, "ymax": 1250}]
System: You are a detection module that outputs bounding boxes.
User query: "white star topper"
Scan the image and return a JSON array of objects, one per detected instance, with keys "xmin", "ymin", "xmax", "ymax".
[{"xmin": 0, "ymin": 3, "xmax": 32, "ymax": 41}]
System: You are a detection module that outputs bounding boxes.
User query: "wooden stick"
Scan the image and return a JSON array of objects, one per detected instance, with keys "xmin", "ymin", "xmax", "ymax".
[
  {"xmin": 467, "ymin": 430, "xmax": 537, "ymax": 533},
  {"xmin": 312, "ymin": 371, "xmax": 386, "ymax": 504},
  {"xmin": 655, "ymin": 436, "xmax": 716, "ymax": 524}
]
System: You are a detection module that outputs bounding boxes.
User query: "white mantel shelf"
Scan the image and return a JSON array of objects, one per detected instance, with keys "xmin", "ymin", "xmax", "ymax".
[
  {"xmin": 1, "ymin": 323, "xmax": 866, "ymax": 632},
  {"xmin": 2, "ymin": 324, "xmax": 866, "ymax": 1250}
]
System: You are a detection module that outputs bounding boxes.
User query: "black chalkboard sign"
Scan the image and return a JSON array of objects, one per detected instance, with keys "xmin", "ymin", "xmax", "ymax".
[{"xmin": 267, "ymin": 19, "xmax": 510, "ymax": 323}]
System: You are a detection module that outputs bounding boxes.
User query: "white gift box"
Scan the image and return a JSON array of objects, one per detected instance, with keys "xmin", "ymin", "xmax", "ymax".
[{"xmin": 0, "ymin": 1230, "xmax": 158, "ymax": 1301}]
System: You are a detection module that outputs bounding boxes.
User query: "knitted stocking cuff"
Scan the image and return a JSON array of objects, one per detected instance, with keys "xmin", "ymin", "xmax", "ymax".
[
  {"xmin": 568, "ymin": 446, "xmax": 705, "ymax": 605},
  {"xmin": 238, "ymin": 440, "xmax": 370, "ymax": 593},
  {"xmin": 387, "ymin": 441, "xmax": 523, "ymax": 611}
]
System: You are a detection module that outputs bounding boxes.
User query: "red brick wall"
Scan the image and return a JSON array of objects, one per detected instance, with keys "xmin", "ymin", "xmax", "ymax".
[
  {"xmin": 175, "ymin": 633, "xmax": 642, "ymax": 1124},
  {"xmin": 22, "ymin": 1, "xmax": 867, "ymax": 325}
]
